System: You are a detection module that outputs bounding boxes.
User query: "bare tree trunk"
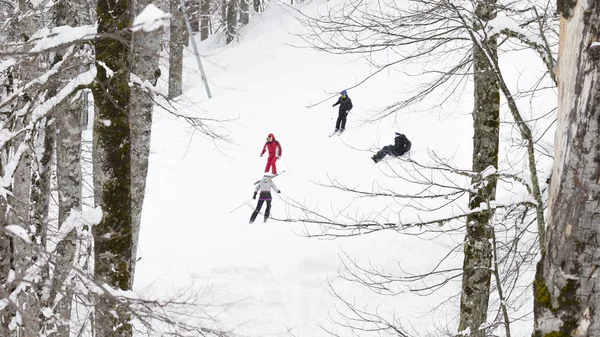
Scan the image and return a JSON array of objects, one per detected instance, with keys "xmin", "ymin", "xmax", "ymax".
[
  {"xmin": 130, "ymin": 0, "xmax": 161, "ymax": 285},
  {"xmin": 225, "ymin": 0, "xmax": 238, "ymax": 43},
  {"xmin": 253, "ymin": 0, "xmax": 260, "ymax": 13},
  {"xmin": 220, "ymin": 0, "xmax": 227, "ymax": 33},
  {"xmin": 11, "ymin": 126, "xmax": 37, "ymax": 336},
  {"xmin": 92, "ymin": 0, "xmax": 133, "ymax": 334},
  {"xmin": 47, "ymin": 95, "xmax": 82, "ymax": 337},
  {"xmin": 533, "ymin": 1, "xmax": 600, "ymax": 335},
  {"xmin": 200, "ymin": 0, "xmax": 210, "ymax": 40},
  {"xmin": 458, "ymin": 1, "xmax": 499, "ymax": 336},
  {"xmin": 11, "ymin": 0, "xmax": 41, "ymax": 332},
  {"xmin": 188, "ymin": 0, "xmax": 200, "ymax": 31},
  {"xmin": 36, "ymin": 2, "xmax": 84, "ymax": 336},
  {"xmin": 31, "ymin": 117, "xmax": 54, "ymax": 334},
  {"xmin": 240, "ymin": 0, "xmax": 249, "ymax": 25},
  {"xmin": 169, "ymin": 0, "xmax": 189, "ymax": 98},
  {"xmin": 0, "ymin": 158, "xmax": 9, "ymax": 336}
]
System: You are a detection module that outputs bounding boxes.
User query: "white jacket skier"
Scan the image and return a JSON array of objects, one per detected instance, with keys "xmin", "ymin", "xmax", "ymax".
[{"xmin": 250, "ymin": 173, "xmax": 281, "ymax": 223}]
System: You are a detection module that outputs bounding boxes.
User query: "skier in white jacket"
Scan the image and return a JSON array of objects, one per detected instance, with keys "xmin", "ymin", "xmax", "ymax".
[{"xmin": 250, "ymin": 173, "xmax": 281, "ymax": 223}]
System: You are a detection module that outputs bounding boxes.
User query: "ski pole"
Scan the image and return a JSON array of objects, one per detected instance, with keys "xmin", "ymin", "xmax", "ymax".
[
  {"xmin": 229, "ymin": 200, "xmax": 252, "ymax": 214},
  {"xmin": 278, "ymin": 158, "xmax": 290, "ymax": 169}
]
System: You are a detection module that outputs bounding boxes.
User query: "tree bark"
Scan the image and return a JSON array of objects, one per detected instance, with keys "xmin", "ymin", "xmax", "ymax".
[
  {"xmin": 533, "ymin": 0, "xmax": 600, "ymax": 335},
  {"xmin": 11, "ymin": 0, "xmax": 41, "ymax": 333},
  {"xmin": 0, "ymin": 149, "xmax": 12, "ymax": 336},
  {"xmin": 240, "ymin": 0, "xmax": 249, "ymax": 25},
  {"xmin": 49, "ymin": 96, "xmax": 83, "ymax": 337},
  {"xmin": 92, "ymin": 0, "xmax": 133, "ymax": 334},
  {"xmin": 188, "ymin": 0, "xmax": 200, "ymax": 31},
  {"xmin": 200, "ymin": 0, "xmax": 210, "ymax": 40},
  {"xmin": 31, "ymin": 118, "xmax": 54, "ymax": 334},
  {"xmin": 169, "ymin": 0, "xmax": 189, "ymax": 98},
  {"xmin": 130, "ymin": 0, "xmax": 161, "ymax": 285},
  {"xmin": 38, "ymin": 2, "xmax": 84, "ymax": 335},
  {"xmin": 11, "ymin": 122, "xmax": 37, "ymax": 336},
  {"xmin": 458, "ymin": 1, "xmax": 499, "ymax": 336},
  {"xmin": 225, "ymin": 0, "xmax": 238, "ymax": 43},
  {"xmin": 0, "ymin": 152, "xmax": 9, "ymax": 335}
]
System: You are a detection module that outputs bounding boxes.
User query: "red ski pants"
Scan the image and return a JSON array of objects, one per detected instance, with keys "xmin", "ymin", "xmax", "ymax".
[{"xmin": 264, "ymin": 156, "xmax": 278, "ymax": 174}]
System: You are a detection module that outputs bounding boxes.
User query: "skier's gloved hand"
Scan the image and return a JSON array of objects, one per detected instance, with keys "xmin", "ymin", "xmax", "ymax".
[
  {"xmin": 260, "ymin": 153, "xmax": 263, "ymax": 157},
  {"xmin": 253, "ymin": 192, "xmax": 257, "ymax": 200},
  {"xmin": 277, "ymin": 190, "xmax": 281, "ymax": 193}
]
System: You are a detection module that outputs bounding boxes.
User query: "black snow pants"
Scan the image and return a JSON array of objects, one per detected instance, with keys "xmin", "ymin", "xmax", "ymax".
[
  {"xmin": 373, "ymin": 145, "xmax": 397, "ymax": 162},
  {"xmin": 335, "ymin": 112, "xmax": 348, "ymax": 131},
  {"xmin": 250, "ymin": 199, "xmax": 271, "ymax": 223}
]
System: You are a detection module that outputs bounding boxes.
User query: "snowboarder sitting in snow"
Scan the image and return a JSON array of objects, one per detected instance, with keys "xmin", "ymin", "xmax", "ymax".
[
  {"xmin": 332, "ymin": 90, "xmax": 353, "ymax": 132},
  {"xmin": 250, "ymin": 173, "xmax": 281, "ymax": 223},
  {"xmin": 260, "ymin": 133, "xmax": 282, "ymax": 174},
  {"xmin": 371, "ymin": 132, "xmax": 411, "ymax": 163}
]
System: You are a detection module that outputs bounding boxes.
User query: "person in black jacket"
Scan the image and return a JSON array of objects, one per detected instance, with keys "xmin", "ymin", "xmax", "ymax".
[
  {"xmin": 332, "ymin": 90, "xmax": 353, "ymax": 132},
  {"xmin": 372, "ymin": 133, "xmax": 411, "ymax": 163}
]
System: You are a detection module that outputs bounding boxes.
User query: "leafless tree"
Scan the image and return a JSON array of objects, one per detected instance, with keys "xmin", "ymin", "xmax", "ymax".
[
  {"xmin": 458, "ymin": 1, "xmax": 500, "ymax": 335},
  {"xmin": 201, "ymin": 0, "xmax": 211, "ymax": 40},
  {"xmin": 0, "ymin": 0, "xmax": 233, "ymax": 334},
  {"xmin": 225, "ymin": 0, "xmax": 238, "ymax": 43},
  {"xmin": 169, "ymin": 0, "xmax": 189, "ymax": 98},
  {"xmin": 533, "ymin": 0, "xmax": 600, "ymax": 335},
  {"xmin": 130, "ymin": 0, "xmax": 163, "ymax": 284}
]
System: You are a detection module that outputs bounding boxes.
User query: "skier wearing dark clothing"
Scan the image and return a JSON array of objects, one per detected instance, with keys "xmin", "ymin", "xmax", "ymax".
[
  {"xmin": 332, "ymin": 90, "xmax": 353, "ymax": 132},
  {"xmin": 250, "ymin": 173, "xmax": 281, "ymax": 223},
  {"xmin": 372, "ymin": 133, "xmax": 411, "ymax": 163}
]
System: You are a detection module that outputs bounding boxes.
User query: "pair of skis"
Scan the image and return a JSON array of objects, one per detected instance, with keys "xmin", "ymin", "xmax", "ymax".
[
  {"xmin": 253, "ymin": 170, "xmax": 285, "ymax": 184},
  {"xmin": 329, "ymin": 129, "xmax": 345, "ymax": 137}
]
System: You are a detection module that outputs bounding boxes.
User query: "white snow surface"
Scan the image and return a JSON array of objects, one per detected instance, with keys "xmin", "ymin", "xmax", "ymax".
[
  {"xmin": 131, "ymin": 4, "xmax": 172, "ymax": 33},
  {"xmin": 29, "ymin": 25, "xmax": 97, "ymax": 53},
  {"xmin": 134, "ymin": 0, "xmax": 554, "ymax": 336},
  {"xmin": 5, "ymin": 225, "xmax": 31, "ymax": 244}
]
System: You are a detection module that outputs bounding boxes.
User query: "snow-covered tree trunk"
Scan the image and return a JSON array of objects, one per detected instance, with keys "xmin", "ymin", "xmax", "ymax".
[
  {"xmin": 130, "ymin": 0, "xmax": 161, "ymax": 284},
  {"xmin": 221, "ymin": 0, "xmax": 227, "ymax": 30},
  {"xmin": 458, "ymin": 1, "xmax": 499, "ymax": 336},
  {"xmin": 253, "ymin": 0, "xmax": 260, "ymax": 12},
  {"xmin": 48, "ymin": 96, "xmax": 82, "ymax": 337},
  {"xmin": 92, "ymin": 0, "xmax": 133, "ymax": 334},
  {"xmin": 11, "ymin": 122, "xmax": 37, "ymax": 336},
  {"xmin": 225, "ymin": 0, "xmax": 238, "ymax": 43},
  {"xmin": 31, "ymin": 118, "xmax": 54, "ymax": 252},
  {"xmin": 533, "ymin": 0, "xmax": 600, "ymax": 335},
  {"xmin": 31, "ymin": 117, "xmax": 54, "ymax": 334},
  {"xmin": 0, "ymin": 162, "xmax": 9, "ymax": 336},
  {"xmin": 169, "ymin": 0, "xmax": 189, "ymax": 98},
  {"xmin": 40, "ymin": 3, "xmax": 85, "ymax": 335},
  {"xmin": 11, "ymin": 0, "xmax": 41, "ymax": 333},
  {"xmin": 200, "ymin": 0, "xmax": 210, "ymax": 40},
  {"xmin": 240, "ymin": 0, "xmax": 249, "ymax": 25},
  {"xmin": 188, "ymin": 0, "xmax": 200, "ymax": 31}
]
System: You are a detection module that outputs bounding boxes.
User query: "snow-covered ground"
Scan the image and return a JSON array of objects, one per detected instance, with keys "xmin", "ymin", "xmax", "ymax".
[{"xmin": 133, "ymin": 0, "xmax": 553, "ymax": 335}]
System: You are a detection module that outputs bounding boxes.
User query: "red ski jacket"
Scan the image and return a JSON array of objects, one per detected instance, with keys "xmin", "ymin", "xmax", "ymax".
[{"xmin": 261, "ymin": 133, "xmax": 282, "ymax": 158}]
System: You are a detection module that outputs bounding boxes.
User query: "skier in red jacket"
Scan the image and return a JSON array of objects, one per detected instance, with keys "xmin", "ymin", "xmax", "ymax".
[{"xmin": 260, "ymin": 133, "xmax": 282, "ymax": 174}]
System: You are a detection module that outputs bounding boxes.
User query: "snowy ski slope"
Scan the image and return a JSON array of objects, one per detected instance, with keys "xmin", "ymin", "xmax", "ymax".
[{"xmin": 133, "ymin": 0, "xmax": 553, "ymax": 335}]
